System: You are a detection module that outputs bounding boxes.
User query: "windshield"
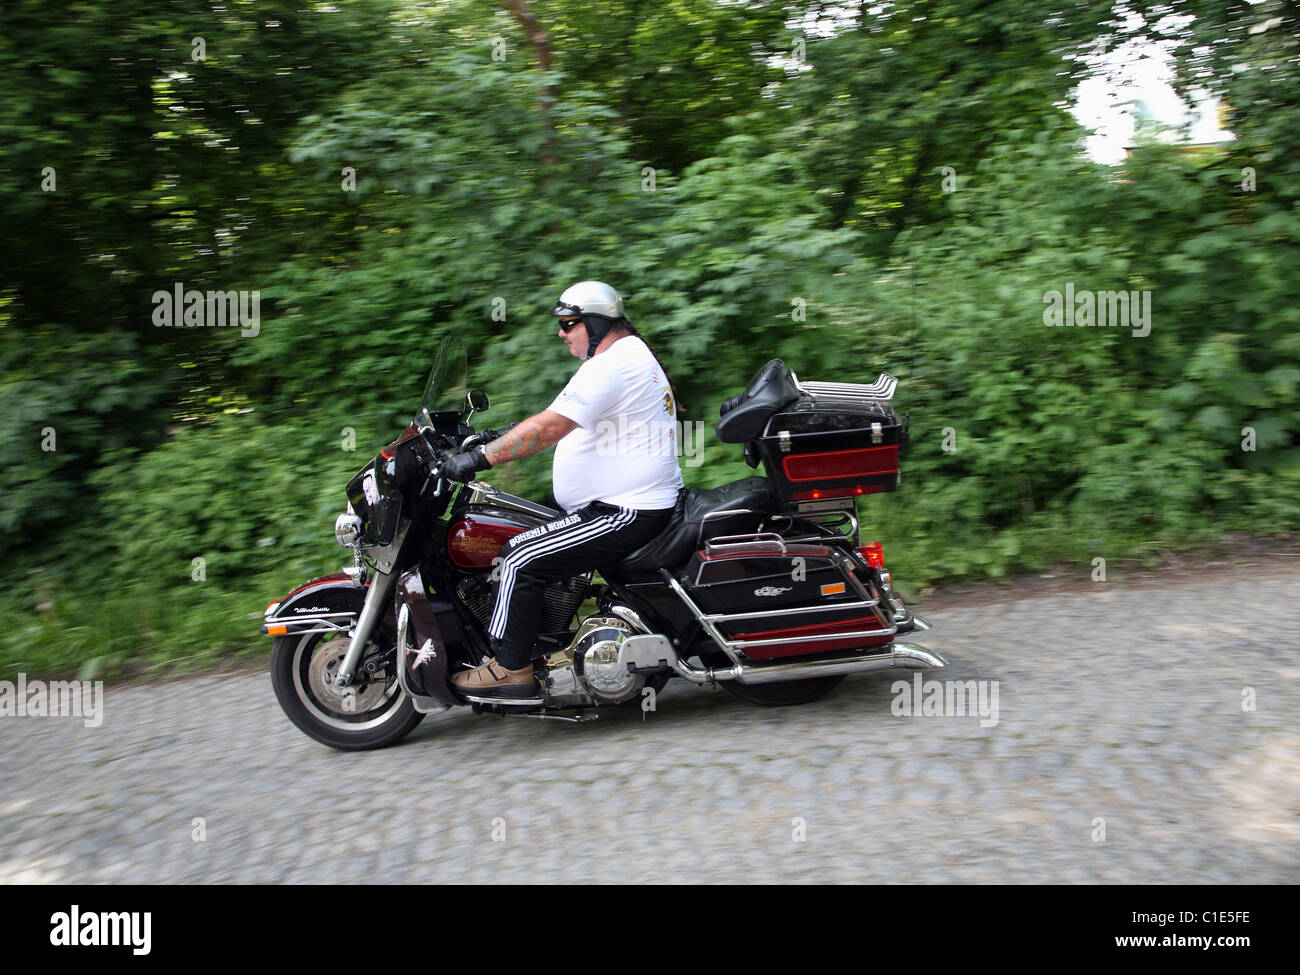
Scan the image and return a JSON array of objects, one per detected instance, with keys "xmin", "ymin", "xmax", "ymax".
[{"xmin": 415, "ymin": 336, "xmax": 468, "ymax": 425}]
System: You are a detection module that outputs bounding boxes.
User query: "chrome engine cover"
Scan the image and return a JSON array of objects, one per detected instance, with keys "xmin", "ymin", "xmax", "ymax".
[{"xmin": 542, "ymin": 615, "xmax": 645, "ymax": 706}]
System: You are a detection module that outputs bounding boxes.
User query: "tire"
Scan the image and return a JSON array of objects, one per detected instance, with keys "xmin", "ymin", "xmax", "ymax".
[
  {"xmin": 271, "ymin": 631, "xmax": 425, "ymax": 751},
  {"xmin": 697, "ymin": 651, "xmax": 846, "ymax": 706},
  {"xmin": 610, "ymin": 671, "xmax": 671, "ymax": 707},
  {"xmin": 721, "ymin": 675, "xmax": 845, "ymax": 706}
]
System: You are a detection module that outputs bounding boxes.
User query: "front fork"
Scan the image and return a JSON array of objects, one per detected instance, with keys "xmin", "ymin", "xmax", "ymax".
[
  {"xmin": 333, "ymin": 519, "xmax": 414, "ymax": 687},
  {"xmin": 333, "ymin": 568, "xmax": 395, "ymax": 687}
]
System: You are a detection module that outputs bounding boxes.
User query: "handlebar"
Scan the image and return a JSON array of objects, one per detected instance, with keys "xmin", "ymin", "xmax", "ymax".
[
  {"xmin": 475, "ymin": 422, "xmax": 518, "ymax": 445},
  {"xmin": 423, "ymin": 421, "xmax": 518, "ymax": 485}
]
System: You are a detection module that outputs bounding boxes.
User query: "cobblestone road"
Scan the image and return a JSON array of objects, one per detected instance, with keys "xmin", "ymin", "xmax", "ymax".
[{"xmin": 3, "ymin": 562, "xmax": 1297, "ymax": 883}]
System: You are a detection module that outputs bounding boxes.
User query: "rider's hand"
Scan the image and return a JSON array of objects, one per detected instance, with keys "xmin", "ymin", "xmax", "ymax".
[{"xmin": 438, "ymin": 445, "xmax": 492, "ymax": 483}]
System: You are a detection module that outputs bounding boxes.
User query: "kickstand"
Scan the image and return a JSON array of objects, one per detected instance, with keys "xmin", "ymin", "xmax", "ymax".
[{"xmin": 509, "ymin": 711, "xmax": 599, "ymax": 723}]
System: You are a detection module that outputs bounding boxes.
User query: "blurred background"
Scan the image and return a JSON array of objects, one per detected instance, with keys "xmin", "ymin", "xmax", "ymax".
[{"xmin": 1, "ymin": 0, "xmax": 1296, "ymax": 682}]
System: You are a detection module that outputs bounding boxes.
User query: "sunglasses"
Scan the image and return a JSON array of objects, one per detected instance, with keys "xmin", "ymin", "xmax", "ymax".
[{"xmin": 558, "ymin": 317, "xmax": 584, "ymax": 333}]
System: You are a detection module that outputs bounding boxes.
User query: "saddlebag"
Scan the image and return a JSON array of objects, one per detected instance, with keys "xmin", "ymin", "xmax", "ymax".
[{"xmin": 678, "ymin": 540, "xmax": 894, "ymax": 660}]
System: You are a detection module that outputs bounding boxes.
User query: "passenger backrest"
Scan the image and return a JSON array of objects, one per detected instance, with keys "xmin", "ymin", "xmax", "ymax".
[{"xmin": 715, "ymin": 359, "xmax": 802, "ymax": 444}]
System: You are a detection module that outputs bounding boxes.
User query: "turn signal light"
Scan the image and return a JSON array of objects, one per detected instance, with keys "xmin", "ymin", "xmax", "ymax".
[{"xmin": 859, "ymin": 541, "xmax": 885, "ymax": 568}]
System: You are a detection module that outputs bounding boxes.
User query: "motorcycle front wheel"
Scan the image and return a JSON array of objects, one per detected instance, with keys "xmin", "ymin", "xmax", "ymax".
[{"xmin": 271, "ymin": 631, "xmax": 424, "ymax": 751}]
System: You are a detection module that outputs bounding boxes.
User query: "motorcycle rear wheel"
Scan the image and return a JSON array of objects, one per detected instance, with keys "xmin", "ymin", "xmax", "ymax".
[
  {"xmin": 271, "ymin": 632, "xmax": 424, "ymax": 751},
  {"xmin": 721, "ymin": 675, "xmax": 846, "ymax": 706},
  {"xmin": 698, "ymin": 652, "xmax": 846, "ymax": 706}
]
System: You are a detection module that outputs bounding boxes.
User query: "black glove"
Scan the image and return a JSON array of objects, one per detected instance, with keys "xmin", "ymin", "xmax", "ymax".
[{"xmin": 438, "ymin": 445, "xmax": 492, "ymax": 483}]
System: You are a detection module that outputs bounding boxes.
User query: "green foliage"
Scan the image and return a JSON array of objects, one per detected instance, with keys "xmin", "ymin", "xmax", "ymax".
[
  {"xmin": 0, "ymin": 411, "xmax": 372, "ymax": 681},
  {"xmin": 2, "ymin": 0, "xmax": 1297, "ymax": 678},
  {"xmin": 0, "ymin": 324, "xmax": 171, "ymax": 539}
]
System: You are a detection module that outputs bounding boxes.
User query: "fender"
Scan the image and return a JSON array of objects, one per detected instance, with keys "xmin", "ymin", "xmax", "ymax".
[{"xmin": 262, "ymin": 572, "xmax": 369, "ymax": 637}]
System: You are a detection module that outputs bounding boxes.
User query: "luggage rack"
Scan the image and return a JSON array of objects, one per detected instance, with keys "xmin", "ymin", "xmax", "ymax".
[
  {"xmin": 695, "ymin": 509, "xmax": 783, "ymax": 553},
  {"xmin": 784, "ymin": 498, "xmax": 859, "ymax": 545},
  {"xmin": 794, "ymin": 373, "xmax": 898, "ymax": 404},
  {"xmin": 702, "ymin": 531, "xmax": 786, "ymax": 558},
  {"xmin": 696, "ymin": 501, "xmax": 860, "ymax": 552}
]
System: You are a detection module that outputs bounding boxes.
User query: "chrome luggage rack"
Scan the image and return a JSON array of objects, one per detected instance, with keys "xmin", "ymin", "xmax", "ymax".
[
  {"xmin": 703, "ymin": 531, "xmax": 787, "ymax": 558},
  {"xmin": 794, "ymin": 372, "xmax": 898, "ymax": 404},
  {"xmin": 696, "ymin": 500, "xmax": 859, "ymax": 553},
  {"xmin": 782, "ymin": 497, "xmax": 858, "ymax": 545}
]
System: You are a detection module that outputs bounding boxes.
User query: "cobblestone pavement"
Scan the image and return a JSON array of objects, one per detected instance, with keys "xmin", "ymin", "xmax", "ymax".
[{"xmin": 3, "ymin": 563, "xmax": 1297, "ymax": 884}]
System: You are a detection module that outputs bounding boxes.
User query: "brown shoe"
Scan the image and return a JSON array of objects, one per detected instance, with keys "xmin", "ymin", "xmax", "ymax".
[{"xmin": 451, "ymin": 658, "xmax": 537, "ymax": 699}]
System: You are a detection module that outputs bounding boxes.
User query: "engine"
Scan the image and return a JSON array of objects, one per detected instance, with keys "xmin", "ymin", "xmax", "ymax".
[
  {"xmin": 543, "ymin": 615, "xmax": 646, "ymax": 706},
  {"xmin": 455, "ymin": 572, "xmax": 590, "ymax": 636},
  {"xmin": 448, "ymin": 502, "xmax": 592, "ymax": 638}
]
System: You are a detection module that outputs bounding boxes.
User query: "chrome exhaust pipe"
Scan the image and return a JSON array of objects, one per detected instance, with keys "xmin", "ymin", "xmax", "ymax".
[{"xmin": 669, "ymin": 641, "xmax": 947, "ymax": 686}]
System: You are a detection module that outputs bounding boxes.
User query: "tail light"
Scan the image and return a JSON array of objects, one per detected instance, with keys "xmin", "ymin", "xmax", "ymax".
[
  {"xmin": 782, "ymin": 446, "xmax": 899, "ymax": 482},
  {"xmin": 791, "ymin": 484, "xmax": 885, "ymax": 501},
  {"xmin": 859, "ymin": 541, "xmax": 885, "ymax": 569}
]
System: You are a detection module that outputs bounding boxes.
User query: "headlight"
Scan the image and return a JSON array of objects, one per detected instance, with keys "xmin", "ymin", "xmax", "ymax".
[{"xmin": 334, "ymin": 512, "xmax": 363, "ymax": 547}]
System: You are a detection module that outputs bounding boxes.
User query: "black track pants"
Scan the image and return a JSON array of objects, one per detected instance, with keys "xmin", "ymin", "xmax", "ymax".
[{"xmin": 487, "ymin": 500, "xmax": 675, "ymax": 669}]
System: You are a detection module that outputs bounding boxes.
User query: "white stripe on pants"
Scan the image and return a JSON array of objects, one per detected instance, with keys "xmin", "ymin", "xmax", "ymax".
[{"xmin": 487, "ymin": 505, "xmax": 636, "ymax": 639}]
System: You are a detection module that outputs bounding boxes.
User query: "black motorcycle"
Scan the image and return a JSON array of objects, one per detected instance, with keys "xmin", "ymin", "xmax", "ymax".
[{"xmin": 265, "ymin": 338, "xmax": 944, "ymax": 750}]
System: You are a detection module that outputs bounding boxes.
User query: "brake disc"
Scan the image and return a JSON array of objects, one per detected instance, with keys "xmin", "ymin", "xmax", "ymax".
[{"xmin": 307, "ymin": 637, "xmax": 390, "ymax": 714}]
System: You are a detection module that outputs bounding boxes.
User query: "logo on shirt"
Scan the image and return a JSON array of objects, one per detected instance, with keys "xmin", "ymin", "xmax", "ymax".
[
  {"xmin": 557, "ymin": 388, "xmax": 590, "ymax": 408},
  {"xmin": 662, "ymin": 388, "xmax": 674, "ymax": 415}
]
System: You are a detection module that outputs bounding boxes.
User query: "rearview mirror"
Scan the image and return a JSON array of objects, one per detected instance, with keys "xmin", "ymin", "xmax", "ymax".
[{"xmin": 465, "ymin": 388, "xmax": 489, "ymax": 421}]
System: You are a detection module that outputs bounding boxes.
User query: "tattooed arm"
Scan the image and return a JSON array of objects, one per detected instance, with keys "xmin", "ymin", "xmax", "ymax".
[{"xmin": 483, "ymin": 409, "xmax": 577, "ymax": 466}]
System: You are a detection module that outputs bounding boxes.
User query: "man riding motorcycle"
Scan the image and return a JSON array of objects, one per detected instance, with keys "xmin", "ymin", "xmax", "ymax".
[{"xmin": 438, "ymin": 281, "xmax": 685, "ymax": 697}]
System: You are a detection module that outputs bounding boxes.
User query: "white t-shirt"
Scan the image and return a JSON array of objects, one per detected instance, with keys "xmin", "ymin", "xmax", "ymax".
[{"xmin": 548, "ymin": 336, "xmax": 685, "ymax": 512}]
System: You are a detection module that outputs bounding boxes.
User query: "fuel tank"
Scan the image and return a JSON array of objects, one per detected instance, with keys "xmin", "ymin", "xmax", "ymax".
[{"xmin": 446, "ymin": 504, "xmax": 550, "ymax": 569}]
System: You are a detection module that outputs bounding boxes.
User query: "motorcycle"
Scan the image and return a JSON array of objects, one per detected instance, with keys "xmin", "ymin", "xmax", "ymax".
[{"xmin": 264, "ymin": 338, "xmax": 945, "ymax": 750}]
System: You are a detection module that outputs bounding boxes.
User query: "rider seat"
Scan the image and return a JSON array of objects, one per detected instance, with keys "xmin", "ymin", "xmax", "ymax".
[{"xmin": 606, "ymin": 476, "xmax": 777, "ymax": 577}]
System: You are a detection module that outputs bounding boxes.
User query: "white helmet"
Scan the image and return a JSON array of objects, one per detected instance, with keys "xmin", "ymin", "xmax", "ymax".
[
  {"xmin": 552, "ymin": 281, "xmax": 626, "ymax": 358},
  {"xmin": 552, "ymin": 280, "xmax": 624, "ymax": 321}
]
